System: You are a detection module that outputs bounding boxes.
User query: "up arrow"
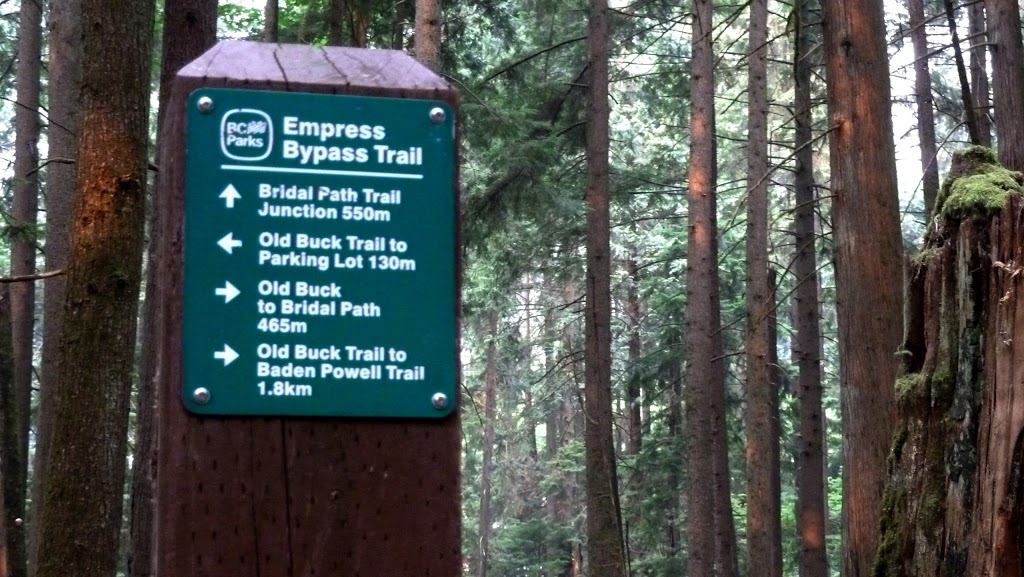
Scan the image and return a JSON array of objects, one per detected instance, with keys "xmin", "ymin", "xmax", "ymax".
[
  {"xmin": 213, "ymin": 344, "xmax": 239, "ymax": 366},
  {"xmin": 217, "ymin": 233, "xmax": 242, "ymax": 254},
  {"xmin": 215, "ymin": 281, "xmax": 240, "ymax": 303},
  {"xmin": 219, "ymin": 184, "xmax": 241, "ymax": 208}
]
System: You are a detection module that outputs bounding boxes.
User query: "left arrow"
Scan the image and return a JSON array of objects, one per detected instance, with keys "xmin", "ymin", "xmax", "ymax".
[
  {"xmin": 219, "ymin": 184, "xmax": 241, "ymax": 208},
  {"xmin": 215, "ymin": 281, "xmax": 240, "ymax": 303},
  {"xmin": 213, "ymin": 344, "xmax": 239, "ymax": 366},
  {"xmin": 218, "ymin": 233, "xmax": 242, "ymax": 254}
]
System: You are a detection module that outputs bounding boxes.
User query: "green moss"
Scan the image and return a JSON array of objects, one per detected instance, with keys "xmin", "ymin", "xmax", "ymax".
[
  {"xmin": 938, "ymin": 146, "xmax": 1023, "ymax": 220},
  {"xmin": 957, "ymin": 144, "xmax": 996, "ymax": 165},
  {"xmin": 895, "ymin": 373, "xmax": 924, "ymax": 404},
  {"xmin": 921, "ymin": 484, "xmax": 945, "ymax": 528},
  {"xmin": 942, "ymin": 172, "xmax": 1022, "ymax": 219},
  {"xmin": 873, "ymin": 485, "xmax": 909, "ymax": 577},
  {"xmin": 930, "ymin": 365, "xmax": 954, "ymax": 404},
  {"xmin": 890, "ymin": 423, "xmax": 910, "ymax": 466},
  {"xmin": 911, "ymin": 246, "xmax": 940, "ymax": 267}
]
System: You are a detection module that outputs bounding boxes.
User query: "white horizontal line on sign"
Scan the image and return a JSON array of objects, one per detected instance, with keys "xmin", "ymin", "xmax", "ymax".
[{"xmin": 221, "ymin": 164, "xmax": 425, "ymax": 180}]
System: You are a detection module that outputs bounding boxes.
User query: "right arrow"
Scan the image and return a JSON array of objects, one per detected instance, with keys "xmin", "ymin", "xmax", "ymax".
[
  {"xmin": 214, "ymin": 281, "xmax": 240, "ymax": 303},
  {"xmin": 217, "ymin": 233, "xmax": 242, "ymax": 254},
  {"xmin": 219, "ymin": 184, "xmax": 241, "ymax": 208},
  {"xmin": 213, "ymin": 344, "xmax": 239, "ymax": 366}
]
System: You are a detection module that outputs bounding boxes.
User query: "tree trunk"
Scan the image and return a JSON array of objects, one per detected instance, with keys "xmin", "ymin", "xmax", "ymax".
[
  {"xmin": 908, "ymin": 0, "xmax": 940, "ymax": 217},
  {"xmin": 625, "ymin": 257, "xmax": 642, "ymax": 457},
  {"xmin": 561, "ymin": 280, "xmax": 584, "ymax": 577},
  {"xmin": 6, "ymin": 0, "xmax": 42, "ymax": 574},
  {"xmin": 34, "ymin": 0, "xmax": 155, "ymax": 576},
  {"xmin": 665, "ymin": 357, "xmax": 683, "ymax": 560},
  {"xmin": 584, "ymin": 1, "xmax": 626, "ymax": 576},
  {"xmin": 941, "ymin": 0, "xmax": 982, "ymax": 145},
  {"xmin": 157, "ymin": 0, "xmax": 218, "ymax": 133},
  {"xmin": 415, "ymin": 0, "xmax": 442, "ymax": 72},
  {"xmin": 30, "ymin": 0, "xmax": 81, "ymax": 571},
  {"xmin": 328, "ymin": 0, "xmax": 346, "ymax": 45},
  {"xmin": 792, "ymin": 1, "xmax": 829, "ymax": 573},
  {"xmin": 875, "ymin": 147, "xmax": 1024, "ymax": 576},
  {"xmin": 767, "ymin": 269, "xmax": 783, "ymax": 577},
  {"xmin": 0, "ymin": 290, "xmax": 14, "ymax": 577},
  {"xmin": 967, "ymin": 0, "xmax": 991, "ymax": 147},
  {"xmin": 477, "ymin": 312, "xmax": 498, "ymax": 577},
  {"xmin": 131, "ymin": 3, "xmax": 217, "ymax": 576},
  {"xmin": 264, "ymin": 0, "xmax": 278, "ymax": 41},
  {"xmin": 745, "ymin": 0, "xmax": 780, "ymax": 570},
  {"xmin": 985, "ymin": 0, "xmax": 1024, "ymax": 170},
  {"xmin": 686, "ymin": 0, "xmax": 737, "ymax": 573},
  {"xmin": 822, "ymin": 0, "xmax": 905, "ymax": 570}
]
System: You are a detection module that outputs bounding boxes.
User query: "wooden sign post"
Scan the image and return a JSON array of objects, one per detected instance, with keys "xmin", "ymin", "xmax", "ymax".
[{"xmin": 152, "ymin": 40, "xmax": 460, "ymax": 576}]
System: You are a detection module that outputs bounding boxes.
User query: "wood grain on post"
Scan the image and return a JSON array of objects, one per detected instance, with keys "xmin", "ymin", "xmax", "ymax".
[{"xmin": 152, "ymin": 40, "xmax": 460, "ymax": 577}]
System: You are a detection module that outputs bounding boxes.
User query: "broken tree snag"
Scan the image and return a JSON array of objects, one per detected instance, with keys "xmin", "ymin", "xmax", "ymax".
[
  {"xmin": 151, "ymin": 40, "xmax": 460, "ymax": 577},
  {"xmin": 875, "ymin": 146, "xmax": 1024, "ymax": 577}
]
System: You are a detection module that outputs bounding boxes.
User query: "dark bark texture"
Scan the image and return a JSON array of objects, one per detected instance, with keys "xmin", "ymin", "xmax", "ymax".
[
  {"xmin": 34, "ymin": 1, "xmax": 155, "ymax": 576},
  {"xmin": 985, "ymin": 0, "xmax": 1024, "ymax": 171},
  {"xmin": 967, "ymin": 0, "xmax": 991, "ymax": 147},
  {"xmin": 264, "ymin": 0, "xmax": 279, "ymax": 41},
  {"xmin": 131, "ymin": 3, "xmax": 218, "ymax": 576},
  {"xmin": 685, "ymin": 0, "xmax": 738, "ymax": 573},
  {"xmin": 792, "ymin": 0, "xmax": 829, "ymax": 575},
  {"xmin": 6, "ymin": 0, "xmax": 42, "ymax": 574},
  {"xmin": 584, "ymin": 2, "xmax": 626, "ymax": 577},
  {"xmin": 875, "ymin": 147, "xmax": 1024, "ymax": 577},
  {"xmin": 625, "ymin": 257, "xmax": 642, "ymax": 457},
  {"xmin": 414, "ymin": 0, "xmax": 442, "ymax": 72},
  {"xmin": 0, "ymin": 290, "xmax": 12, "ymax": 577},
  {"xmin": 745, "ymin": 0, "xmax": 780, "ymax": 570},
  {"xmin": 30, "ymin": 0, "xmax": 81, "ymax": 570},
  {"xmin": 823, "ymin": 0, "xmax": 905, "ymax": 571},
  {"xmin": 907, "ymin": 0, "xmax": 939, "ymax": 216},
  {"xmin": 477, "ymin": 312, "xmax": 498, "ymax": 577}
]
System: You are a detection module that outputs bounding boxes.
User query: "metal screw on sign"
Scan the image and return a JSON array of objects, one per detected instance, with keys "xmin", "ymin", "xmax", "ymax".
[
  {"xmin": 429, "ymin": 107, "xmax": 446, "ymax": 124},
  {"xmin": 197, "ymin": 96, "xmax": 215, "ymax": 114},
  {"xmin": 193, "ymin": 387, "xmax": 211, "ymax": 405},
  {"xmin": 431, "ymin": 392, "xmax": 449, "ymax": 410}
]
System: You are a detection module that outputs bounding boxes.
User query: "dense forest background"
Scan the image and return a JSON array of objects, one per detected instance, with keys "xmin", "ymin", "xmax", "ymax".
[{"xmin": 0, "ymin": 0, "xmax": 1021, "ymax": 576}]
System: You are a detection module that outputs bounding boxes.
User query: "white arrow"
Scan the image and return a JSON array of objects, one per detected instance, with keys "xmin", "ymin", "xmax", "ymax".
[
  {"xmin": 214, "ymin": 281, "xmax": 240, "ymax": 303},
  {"xmin": 219, "ymin": 184, "xmax": 241, "ymax": 208},
  {"xmin": 213, "ymin": 344, "xmax": 239, "ymax": 366},
  {"xmin": 217, "ymin": 233, "xmax": 242, "ymax": 254}
]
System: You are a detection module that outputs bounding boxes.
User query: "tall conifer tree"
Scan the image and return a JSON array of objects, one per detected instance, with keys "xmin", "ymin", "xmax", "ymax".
[
  {"xmin": 792, "ymin": 0, "xmax": 828, "ymax": 574},
  {"xmin": 5, "ymin": 0, "xmax": 42, "ymax": 574},
  {"xmin": 823, "ymin": 0, "xmax": 904, "ymax": 572},
  {"xmin": 985, "ymin": 0, "xmax": 1024, "ymax": 170},
  {"xmin": 31, "ymin": 0, "xmax": 81, "ymax": 568},
  {"xmin": 686, "ymin": 0, "xmax": 737, "ymax": 573},
  {"xmin": 744, "ymin": 0, "xmax": 781, "ymax": 571},
  {"xmin": 35, "ymin": 0, "xmax": 155, "ymax": 575},
  {"xmin": 584, "ymin": 1, "xmax": 626, "ymax": 576}
]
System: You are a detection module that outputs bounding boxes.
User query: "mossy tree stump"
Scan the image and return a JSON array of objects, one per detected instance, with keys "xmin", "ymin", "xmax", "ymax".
[{"xmin": 875, "ymin": 146, "xmax": 1024, "ymax": 576}]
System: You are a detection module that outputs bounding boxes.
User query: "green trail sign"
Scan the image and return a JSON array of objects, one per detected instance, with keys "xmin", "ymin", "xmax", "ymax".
[{"xmin": 183, "ymin": 88, "xmax": 457, "ymax": 418}]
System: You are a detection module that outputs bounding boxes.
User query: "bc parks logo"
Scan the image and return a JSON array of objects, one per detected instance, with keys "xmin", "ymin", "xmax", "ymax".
[{"xmin": 221, "ymin": 109, "xmax": 273, "ymax": 161}]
